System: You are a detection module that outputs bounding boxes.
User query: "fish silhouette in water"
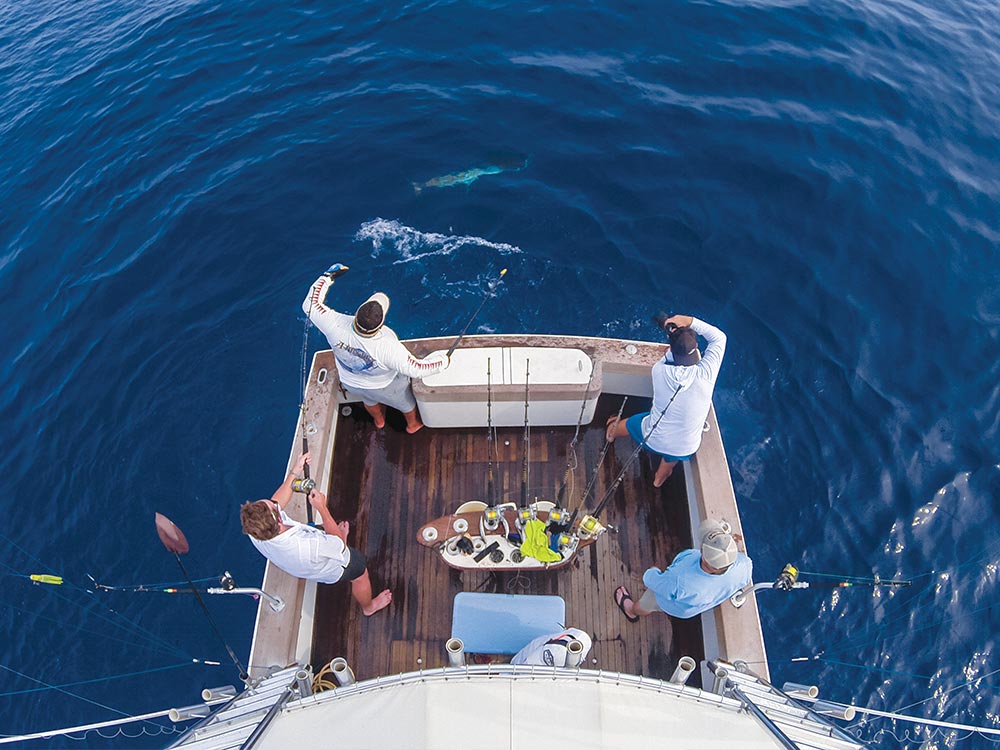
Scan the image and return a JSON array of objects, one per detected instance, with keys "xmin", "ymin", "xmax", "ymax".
[{"xmin": 413, "ymin": 156, "xmax": 527, "ymax": 195}]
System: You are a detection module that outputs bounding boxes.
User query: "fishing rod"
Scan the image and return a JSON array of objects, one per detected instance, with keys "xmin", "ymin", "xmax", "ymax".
[
  {"xmin": 565, "ymin": 396, "xmax": 628, "ymax": 531},
  {"xmin": 589, "ymin": 385, "xmax": 683, "ymax": 520},
  {"xmin": 86, "ymin": 574, "xmax": 220, "ymax": 593},
  {"xmin": 299, "ymin": 262, "xmax": 349, "ymax": 524},
  {"xmin": 520, "ymin": 359, "xmax": 530, "ymax": 507},
  {"xmin": 730, "ymin": 563, "xmax": 912, "ymax": 608},
  {"xmin": 486, "ymin": 357, "xmax": 495, "ymax": 506},
  {"xmin": 556, "ymin": 365, "xmax": 596, "ymax": 505},
  {"xmin": 154, "ymin": 513, "xmax": 250, "ymax": 684},
  {"xmin": 446, "ymin": 268, "xmax": 508, "ymax": 357}
]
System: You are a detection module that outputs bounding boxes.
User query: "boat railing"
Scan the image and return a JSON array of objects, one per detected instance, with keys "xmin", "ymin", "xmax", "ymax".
[{"xmin": 708, "ymin": 661, "xmax": 866, "ymax": 749}]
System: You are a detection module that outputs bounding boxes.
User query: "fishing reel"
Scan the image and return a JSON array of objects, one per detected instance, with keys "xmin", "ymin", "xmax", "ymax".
[
  {"xmin": 291, "ymin": 477, "xmax": 316, "ymax": 494},
  {"xmin": 652, "ymin": 311, "xmax": 678, "ymax": 335},
  {"xmin": 219, "ymin": 571, "xmax": 237, "ymax": 591},
  {"xmin": 774, "ymin": 563, "xmax": 800, "ymax": 591},
  {"xmin": 546, "ymin": 507, "xmax": 569, "ymax": 526},
  {"xmin": 482, "ymin": 506, "xmax": 502, "ymax": 532},
  {"xmin": 576, "ymin": 514, "xmax": 606, "ymax": 540},
  {"xmin": 515, "ymin": 505, "xmax": 536, "ymax": 532}
]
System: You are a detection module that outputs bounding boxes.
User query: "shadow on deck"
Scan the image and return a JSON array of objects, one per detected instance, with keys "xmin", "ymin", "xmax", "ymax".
[{"xmin": 313, "ymin": 395, "xmax": 703, "ymax": 685}]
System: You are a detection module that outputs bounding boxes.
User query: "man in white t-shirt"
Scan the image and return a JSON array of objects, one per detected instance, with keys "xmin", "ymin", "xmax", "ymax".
[
  {"xmin": 240, "ymin": 453, "xmax": 391, "ymax": 616},
  {"xmin": 607, "ymin": 313, "xmax": 727, "ymax": 487},
  {"xmin": 303, "ymin": 264, "xmax": 449, "ymax": 434}
]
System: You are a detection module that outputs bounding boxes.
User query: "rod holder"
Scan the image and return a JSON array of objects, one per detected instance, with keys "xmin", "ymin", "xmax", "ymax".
[
  {"xmin": 168, "ymin": 704, "xmax": 212, "ymax": 723},
  {"xmin": 782, "ymin": 682, "xmax": 819, "ymax": 699},
  {"xmin": 565, "ymin": 638, "xmax": 585, "ymax": 668},
  {"xmin": 294, "ymin": 669, "xmax": 313, "ymax": 698},
  {"xmin": 206, "ymin": 587, "xmax": 285, "ymax": 613},
  {"xmin": 330, "ymin": 657, "xmax": 356, "ymax": 686},
  {"xmin": 200, "ymin": 685, "xmax": 237, "ymax": 702},
  {"xmin": 712, "ymin": 665, "xmax": 730, "ymax": 695},
  {"xmin": 446, "ymin": 638, "xmax": 465, "ymax": 667},
  {"xmin": 812, "ymin": 701, "xmax": 856, "ymax": 721},
  {"xmin": 669, "ymin": 656, "xmax": 697, "ymax": 685}
]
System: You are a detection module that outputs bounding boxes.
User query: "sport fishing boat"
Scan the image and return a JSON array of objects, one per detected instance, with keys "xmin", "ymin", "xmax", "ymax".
[{"xmin": 150, "ymin": 332, "xmax": 869, "ymax": 750}]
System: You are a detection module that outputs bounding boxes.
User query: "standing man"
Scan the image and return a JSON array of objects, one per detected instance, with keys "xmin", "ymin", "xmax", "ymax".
[
  {"xmin": 240, "ymin": 453, "xmax": 391, "ymax": 616},
  {"xmin": 614, "ymin": 519, "xmax": 751, "ymax": 622},
  {"xmin": 303, "ymin": 264, "xmax": 448, "ymax": 434},
  {"xmin": 607, "ymin": 313, "xmax": 727, "ymax": 487}
]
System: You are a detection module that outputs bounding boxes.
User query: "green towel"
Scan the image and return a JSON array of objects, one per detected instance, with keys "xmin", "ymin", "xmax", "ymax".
[{"xmin": 520, "ymin": 519, "xmax": 562, "ymax": 563}]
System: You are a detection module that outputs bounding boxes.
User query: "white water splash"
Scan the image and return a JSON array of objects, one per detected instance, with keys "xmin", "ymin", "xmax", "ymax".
[{"xmin": 355, "ymin": 218, "xmax": 522, "ymax": 264}]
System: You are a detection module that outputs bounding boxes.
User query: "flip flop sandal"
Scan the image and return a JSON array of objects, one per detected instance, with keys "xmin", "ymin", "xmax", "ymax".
[{"xmin": 614, "ymin": 585, "xmax": 639, "ymax": 623}]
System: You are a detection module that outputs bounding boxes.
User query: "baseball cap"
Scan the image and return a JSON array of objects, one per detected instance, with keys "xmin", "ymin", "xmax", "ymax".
[{"xmin": 699, "ymin": 519, "xmax": 737, "ymax": 570}]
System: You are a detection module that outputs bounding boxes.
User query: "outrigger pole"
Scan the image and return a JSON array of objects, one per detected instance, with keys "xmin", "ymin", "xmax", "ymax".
[
  {"xmin": 446, "ymin": 268, "xmax": 508, "ymax": 357},
  {"xmin": 154, "ymin": 513, "xmax": 250, "ymax": 683}
]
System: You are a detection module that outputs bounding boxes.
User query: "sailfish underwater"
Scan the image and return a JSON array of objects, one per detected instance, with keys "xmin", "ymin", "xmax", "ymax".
[{"xmin": 413, "ymin": 155, "xmax": 527, "ymax": 195}]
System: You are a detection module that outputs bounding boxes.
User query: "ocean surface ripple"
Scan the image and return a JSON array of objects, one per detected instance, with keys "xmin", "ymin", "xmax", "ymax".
[{"xmin": 0, "ymin": 0, "xmax": 997, "ymax": 747}]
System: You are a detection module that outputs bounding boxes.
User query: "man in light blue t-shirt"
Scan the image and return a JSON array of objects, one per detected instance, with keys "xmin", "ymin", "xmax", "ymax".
[{"xmin": 615, "ymin": 519, "xmax": 752, "ymax": 621}]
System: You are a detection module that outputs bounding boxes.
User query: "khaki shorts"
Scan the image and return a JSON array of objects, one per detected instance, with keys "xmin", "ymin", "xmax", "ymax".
[
  {"xmin": 349, "ymin": 371, "xmax": 416, "ymax": 413},
  {"xmin": 638, "ymin": 587, "xmax": 664, "ymax": 613}
]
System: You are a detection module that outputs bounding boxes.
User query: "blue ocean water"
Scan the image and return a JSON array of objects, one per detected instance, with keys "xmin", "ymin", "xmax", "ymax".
[{"xmin": 1, "ymin": 0, "xmax": 998, "ymax": 746}]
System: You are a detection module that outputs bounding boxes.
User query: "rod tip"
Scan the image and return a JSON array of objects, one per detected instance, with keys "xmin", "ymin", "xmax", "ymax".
[{"xmin": 500, "ymin": 268, "xmax": 508, "ymax": 276}]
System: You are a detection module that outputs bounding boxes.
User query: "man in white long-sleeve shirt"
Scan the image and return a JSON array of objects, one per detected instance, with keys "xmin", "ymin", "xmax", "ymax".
[
  {"xmin": 608, "ymin": 314, "xmax": 727, "ymax": 487},
  {"xmin": 303, "ymin": 265, "xmax": 448, "ymax": 434}
]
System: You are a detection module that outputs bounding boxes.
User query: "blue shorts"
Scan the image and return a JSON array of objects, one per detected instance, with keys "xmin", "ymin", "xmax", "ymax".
[{"xmin": 626, "ymin": 413, "xmax": 693, "ymax": 462}]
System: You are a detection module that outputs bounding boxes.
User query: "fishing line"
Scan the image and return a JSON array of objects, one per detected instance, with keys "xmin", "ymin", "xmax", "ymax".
[
  {"xmin": 0, "ymin": 662, "xmax": 202, "ymax": 699},
  {"xmin": 0, "ymin": 602, "xmax": 185, "ymax": 658},
  {"xmin": 0, "ymin": 664, "xmax": 171, "ymax": 732},
  {"xmin": 87, "ymin": 575, "xmax": 220, "ymax": 593},
  {"xmin": 0, "ymin": 557, "xmax": 194, "ymax": 661},
  {"xmin": 796, "ymin": 537, "xmax": 1000, "ymax": 658},
  {"xmin": 446, "ymin": 268, "xmax": 508, "ymax": 357}
]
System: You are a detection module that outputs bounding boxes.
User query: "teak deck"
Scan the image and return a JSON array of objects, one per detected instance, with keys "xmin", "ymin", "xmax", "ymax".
[{"xmin": 313, "ymin": 395, "xmax": 704, "ymax": 686}]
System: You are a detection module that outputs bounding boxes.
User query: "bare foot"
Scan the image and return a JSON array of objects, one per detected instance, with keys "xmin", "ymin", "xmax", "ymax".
[
  {"xmin": 363, "ymin": 589, "xmax": 392, "ymax": 616},
  {"xmin": 405, "ymin": 421, "xmax": 424, "ymax": 434},
  {"xmin": 653, "ymin": 460, "xmax": 675, "ymax": 488}
]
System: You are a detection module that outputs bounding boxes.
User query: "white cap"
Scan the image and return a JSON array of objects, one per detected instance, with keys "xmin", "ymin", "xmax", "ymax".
[
  {"xmin": 698, "ymin": 519, "xmax": 737, "ymax": 570},
  {"xmin": 354, "ymin": 292, "xmax": 390, "ymax": 335}
]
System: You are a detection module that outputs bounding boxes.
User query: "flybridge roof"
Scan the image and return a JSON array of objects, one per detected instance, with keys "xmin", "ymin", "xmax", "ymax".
[{"xmin": 263, "ymin": 669, "xmax": 781, "ymax": 750}]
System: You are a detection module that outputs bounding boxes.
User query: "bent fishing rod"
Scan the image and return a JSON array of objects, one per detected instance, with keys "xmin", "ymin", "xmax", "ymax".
[
  {"xmin": 446, "ymin": 268, "xmax": 508, "ymax": 357},
  {"xmin": 299, "ymin": 262, "xmax": 350, "ymax": 523}
]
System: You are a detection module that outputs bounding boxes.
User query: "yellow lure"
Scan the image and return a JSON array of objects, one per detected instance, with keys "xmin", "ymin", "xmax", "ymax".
[{"xmin": 29, "ymin": 574, "xmax": 64, "ymax": 585}]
